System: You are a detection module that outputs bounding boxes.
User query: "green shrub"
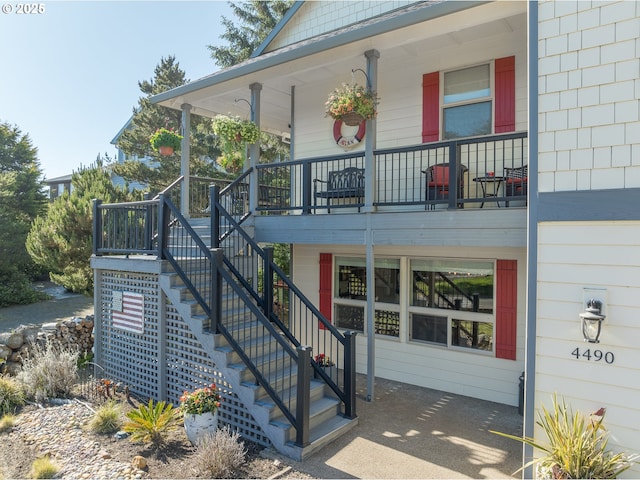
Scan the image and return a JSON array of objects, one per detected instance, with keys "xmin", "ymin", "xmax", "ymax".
[
  {"xmin": 123, "ymin": 399, "xmax": 181, "ymax": 447},
  {"xmin": 89, "ymin": 400, "xmax": 122, "ymax": 434},
  {"xmin": 193, "ymin": 426, "xmax": 247, "ymax": 478},
  {"xmin": 492, "ymin": 395, "xmax": 637, "ymax": 479},
  {"xmin": 0, "ymin": 376, "xmax": 25, "ymax": 415},
  {"xmin": 30, "ymin": 456, "xmax": 59, "ymax": 479},
  {"xmin": 16, "ymin": 341, "xmax": 79, "ymax": 402}
]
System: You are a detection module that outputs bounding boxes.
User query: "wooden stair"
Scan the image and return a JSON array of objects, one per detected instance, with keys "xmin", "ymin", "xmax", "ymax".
[{"xmin": 159, "ymin": 221, "xmax": 357, "ymax": 460}]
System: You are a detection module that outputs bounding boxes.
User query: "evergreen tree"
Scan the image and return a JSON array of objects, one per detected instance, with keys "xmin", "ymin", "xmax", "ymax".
[
  {"xmin": 208, "ymin": 1, "xmax": 294, "ymax": 68},
  {"xmin": 113, "ymin": 56, "xmax": 224, "ymax": 193},
  {"xmin": 26, "ymin": 161, "xmax": 141, "ymax": 295},
  {"xmin": 0, "ymin": 121, "xmax": 48, "ymax": 306}
]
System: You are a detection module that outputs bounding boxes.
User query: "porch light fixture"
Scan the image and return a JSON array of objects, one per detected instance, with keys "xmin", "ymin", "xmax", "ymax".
[{"xmin": 580, "ymin": 299, "xmax": 605, "ymax": 343}]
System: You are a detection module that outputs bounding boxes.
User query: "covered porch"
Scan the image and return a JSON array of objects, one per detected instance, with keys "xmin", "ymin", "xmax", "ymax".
[{"xmin": 151, "ymin": 1, "xmax": 528, "ymax": 220}]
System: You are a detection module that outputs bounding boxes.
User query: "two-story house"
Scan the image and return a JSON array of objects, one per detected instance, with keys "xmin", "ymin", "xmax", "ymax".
[{"xmin": 91, "ymin": 1, "xmax": 640, "ymax": 475}]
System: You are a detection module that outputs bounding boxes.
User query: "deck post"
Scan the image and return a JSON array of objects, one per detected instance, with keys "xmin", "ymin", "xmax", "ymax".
[
  {"xmin": 157, "ymin": 194, "xmax": 168, "ymax": 259},
  {"xmin": 263, "ymin": 246, "xmax": 274, "ymax": 319},
  {"xmin": 143, "ymin": 193, "xmax": 153, "ymax": 252},
  {"xmin": 448, "ymin": 142, "xmax": 458, "ymax": 210},
  {"xmin": 210, "ymin": 248, "xmax": 223, "ymax": 334},
  {"xmin": 295, "ymin": 345, "xmax": 311, "ymax": 447},
  {"xmin": 343, "ymin": 330, "xmax": 357, "ymax": 418},
  {"xmin": 92, "ymin": 199, "xmax": 102, "ymax": 255},
  {"xmin": 302, "ymin": 161, "xmax": 311, "ymax": 214},
  {"xmin": 210, "ymin": 185, "xmax": 220, "ymax": 248}
]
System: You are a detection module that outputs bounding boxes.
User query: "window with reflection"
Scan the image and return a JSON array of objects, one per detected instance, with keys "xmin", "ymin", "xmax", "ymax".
[
  {"xmin": 451, "ymin": 319, "xmax": 493, "ymax": 351},
  {"xmin": 411, "ymin": 259, "xmax": 494, "ymax": 313},
  {"xmin": 443, "ymin": 64, "xmax": 492, "ymax": 139},
  {"xmin": 334, "ymin": 257, "xmax": 400, "ymax": 337}
]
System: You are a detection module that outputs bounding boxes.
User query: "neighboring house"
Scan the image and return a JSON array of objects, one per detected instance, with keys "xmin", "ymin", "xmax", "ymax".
[
  {"xmin": 110, "ymin": 117, "xmax": 156, "ymax": 191},
  {"xmin": 91, "ymin": 1, "xmax": 640, "ymax": 475},
  {"xmin": 44, "ymin": 174, "xmax": 72, "ymax": 201}
]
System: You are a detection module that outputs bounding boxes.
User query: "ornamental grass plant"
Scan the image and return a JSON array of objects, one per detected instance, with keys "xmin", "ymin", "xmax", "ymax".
[
  {"xmin": 16, "ymin": 342, "xmax": 78, "ymax": 402},
  {"xmin": 0, "ymin": 376, "xmax": 25, "ymax": 415},
  {"xmin": 180, "ymin": 383, "xmax": 221, "ymax": 415},
  {"xmin": 192, "ymin": 426, "xmax": 247, "ymax": 478},
  {"xmin": 492, "ymin": 394, "xmax": 637, "ymax": 479},
  {"xmin": 89, "ymin": 400, "xmax": 122, "ymax": 434}
]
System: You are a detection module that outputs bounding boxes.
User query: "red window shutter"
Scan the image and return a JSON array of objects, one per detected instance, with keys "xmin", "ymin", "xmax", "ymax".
[
  {"xmin": 495, "ymin": 259, "xmax": 517, "ymax": 360},
  {"xmin": 494, "ymin": 56, "xmax": 515, "ymax": 133},
  {"xmin": 422, "ymin": 72, "xmax": 439, "ymax": 143},
  {"xmin": 319, "ymin": 253, "xmax": 333, "ymax": 328}
]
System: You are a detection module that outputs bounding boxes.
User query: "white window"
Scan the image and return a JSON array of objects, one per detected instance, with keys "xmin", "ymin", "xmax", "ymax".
[
  {"xmin": 409, "ymin": 258, "xmax": 495, "ymax": 352},
  {"xmin": 333, "ymin": 257, "xmax": 400, "ymax": 338},
  {"xmin": 443, "ymin": 64, "xmax": 492, "ymax": 139}
]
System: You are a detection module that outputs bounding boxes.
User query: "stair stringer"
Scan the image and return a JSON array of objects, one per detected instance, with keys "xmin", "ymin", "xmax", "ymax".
[{"xmin": 159, "ymin": 271, "xmax": 358, "ymax": 461}]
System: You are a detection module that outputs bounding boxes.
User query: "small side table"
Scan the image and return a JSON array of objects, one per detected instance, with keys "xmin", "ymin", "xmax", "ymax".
[{"xmin": 473, "ymin": 176, "xmax": 506, "ymax": 208}]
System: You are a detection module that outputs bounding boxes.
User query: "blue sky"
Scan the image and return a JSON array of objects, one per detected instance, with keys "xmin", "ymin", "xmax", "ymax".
[{"xmin": 0, "ymin": 1, "xmax": 233, "ymax": 180}]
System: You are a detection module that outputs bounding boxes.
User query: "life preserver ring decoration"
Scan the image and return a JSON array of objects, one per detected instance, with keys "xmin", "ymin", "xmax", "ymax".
[{"xmin": 333, "ymin": 119, "xmax": 366, "ymax": 149}]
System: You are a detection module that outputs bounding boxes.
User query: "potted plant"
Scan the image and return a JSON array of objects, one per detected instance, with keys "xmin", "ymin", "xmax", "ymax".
[
  {"xmin": 180, "ymin": 383, "xmax": 222, "ymax": 445},
  {"xmin": 314, "ymin": 353, "xmax": 337, "ymax": 380},
  {"xmin": 149, "ymin": 128, "xmax": 182, "ymax": 156},
  {"xmin": 325, "ymin": 83, "xmax": 379, "ymax": 126}
]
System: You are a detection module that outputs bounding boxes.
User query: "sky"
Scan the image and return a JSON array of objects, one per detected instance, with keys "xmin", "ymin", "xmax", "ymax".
[{"xmin": 0, "ymin": 0, "xmax": 234, "ymax": 180}]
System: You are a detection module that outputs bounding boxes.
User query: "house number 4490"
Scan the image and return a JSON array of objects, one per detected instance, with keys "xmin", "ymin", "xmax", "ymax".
[{"xmin": 571, "ymin": 347, "xmax": 614, "ymax": 364}]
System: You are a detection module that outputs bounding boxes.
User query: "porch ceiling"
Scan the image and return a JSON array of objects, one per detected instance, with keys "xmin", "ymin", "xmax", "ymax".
[{"xmin": 153, "ymin": 1, "xmax": 526, "ymax": 137}]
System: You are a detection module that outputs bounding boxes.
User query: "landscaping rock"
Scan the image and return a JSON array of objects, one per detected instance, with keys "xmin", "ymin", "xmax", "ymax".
[{"xmin": 0, "ymin": 316, "xmax": 94, "ymax": 375}]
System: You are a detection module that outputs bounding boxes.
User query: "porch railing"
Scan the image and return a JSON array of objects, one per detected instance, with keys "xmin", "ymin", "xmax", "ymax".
[{"xmin": 255, "ymin": 132, "xmax": 527, "ymax": 213}]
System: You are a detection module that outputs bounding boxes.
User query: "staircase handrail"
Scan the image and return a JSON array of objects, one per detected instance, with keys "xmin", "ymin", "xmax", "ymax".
[
  {"xmin": 216, "ymin": 200, "xmax": 346, "ymax": 343},
  {"xmin": 220, "ymin": 168, "xmax": 252, "ymax": 196},
  {"xmin": 213, "ymin": 191, "xmax": 355, "ymax": 411},
  {"xmin": 153, "ymin": 175, "xmax": 185, "ymax": 200},
  {"xmin": 159, "ymin": 195, "xmax": 301, "ymax": 429}
]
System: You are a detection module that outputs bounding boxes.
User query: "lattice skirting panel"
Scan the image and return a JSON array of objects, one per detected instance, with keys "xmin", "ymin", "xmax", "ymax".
[
  {"xmin": 165, "ymin": 303, "xmax": 270, "ymax": 447},
  {"xmin": 95, "ymin": 268, "xmax": 270, "ymax": 447}
]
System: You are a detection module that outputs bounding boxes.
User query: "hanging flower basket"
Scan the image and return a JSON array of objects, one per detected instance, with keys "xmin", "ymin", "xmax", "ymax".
[
  {"xmin": 212, "ymin": 115, "xmax": 260, "ymax": 145},
  {"xmin": 325, "ymin": 83, "xmax": 379, "ymax": 125},
  {"xmin": 149, "ymin": 128, "xmax": 182, "ymax": 156}
]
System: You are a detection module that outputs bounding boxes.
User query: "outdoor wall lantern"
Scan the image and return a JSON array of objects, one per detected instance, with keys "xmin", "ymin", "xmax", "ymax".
[{"xmin": 580, "ymin": 299, "xmax": 605, "ymax": 343}]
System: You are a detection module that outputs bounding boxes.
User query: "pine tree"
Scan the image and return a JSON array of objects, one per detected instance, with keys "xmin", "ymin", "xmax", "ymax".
[
  {"xmin": 0, "ymin": 121, "xmax": 48, "ymax": 306},
  {"xmin": 208, "ymin": 1, "xmax": 294, "ymax": 68},
  {"xmin": 26, "ymin": 161, "xmax": 141, "ymax": 295},
  {"xmin": 113, "ymin": 56, "xmax": 224, "ymax": 193}
]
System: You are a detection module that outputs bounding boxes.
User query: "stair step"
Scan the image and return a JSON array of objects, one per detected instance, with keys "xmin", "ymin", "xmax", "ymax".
[{"xmin": 269, "ymin": 395, "xmax": 342, "ymax": 442}]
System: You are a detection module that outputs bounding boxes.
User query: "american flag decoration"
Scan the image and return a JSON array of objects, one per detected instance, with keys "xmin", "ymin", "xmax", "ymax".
[{"xmin": 112, "ymin": 291, "xmax": 145, "ymax": 334}]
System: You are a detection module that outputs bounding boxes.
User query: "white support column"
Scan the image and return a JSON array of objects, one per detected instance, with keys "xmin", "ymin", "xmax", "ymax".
[
  {"xmin": 362, "ymin": 49, "xmax": 379, "ymax": 214},
  {"xmin": 364, "ymin": 49, "xmax": 380, "ymax": 401},
  {"xmin": 249, "ymin": 83, "xmax": 262, "ymax": 213},
  {"xmin": 181, "ymin": 103, "xmax": 191, "ymax": 217}
]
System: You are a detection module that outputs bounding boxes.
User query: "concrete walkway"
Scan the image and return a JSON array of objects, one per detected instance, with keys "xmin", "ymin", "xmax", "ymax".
[
  {"xmin": 270, "ymin": 376, "xmax": 524, "ymax": 479},
  {"xmin": 0, "ymin": 288, "xmax": 93, "ymax": 332}
]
